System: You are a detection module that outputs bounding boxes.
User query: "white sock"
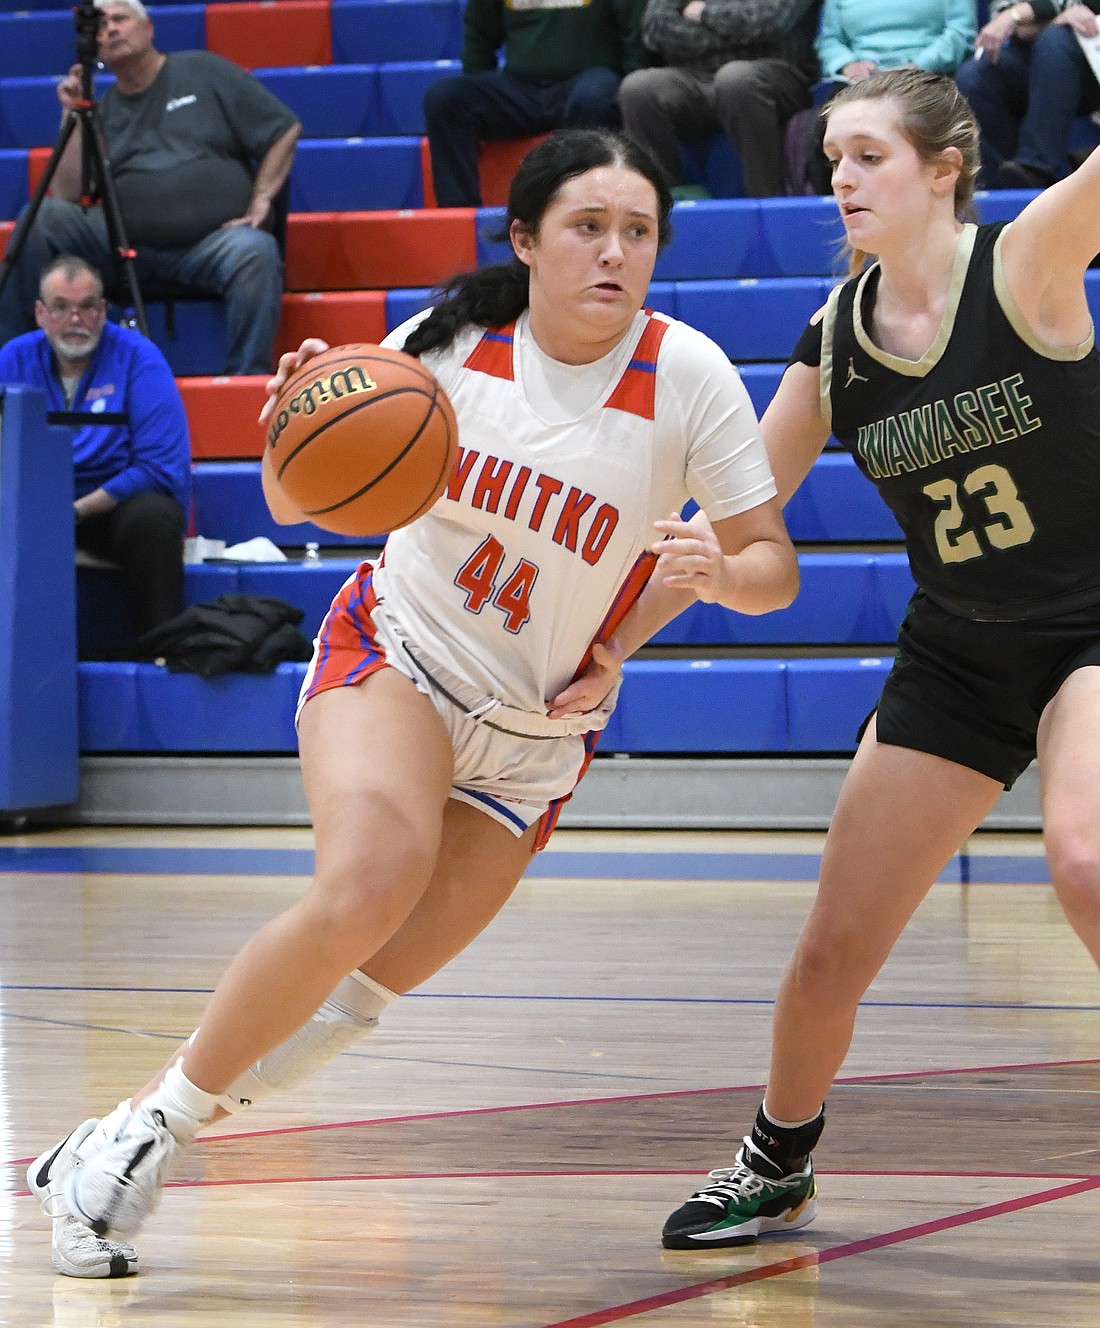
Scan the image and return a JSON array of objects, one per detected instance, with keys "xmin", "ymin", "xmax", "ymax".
[
  {"xmin": 80, "ymin": 1099, "xmax": 133, "ymax": 1157},
  {"xmin": 141, "ymin": 1061, "xmax": 219, "ymax": 1142},
  {"xmin": 761, "ymin": 1103, "xmax": 823, "ymax": 1130}
]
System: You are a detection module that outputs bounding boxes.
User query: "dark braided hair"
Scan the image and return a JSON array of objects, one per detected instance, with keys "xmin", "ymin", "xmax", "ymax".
[{"xmin": 403, "ymin": 129, "xmax": 673, "ymax": 359}]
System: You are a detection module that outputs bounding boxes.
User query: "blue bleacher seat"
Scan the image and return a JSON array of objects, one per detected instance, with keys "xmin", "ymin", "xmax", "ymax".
[
  {"xmin": 133, "ymin": 300, "xmax": 227, "ymax": 378},
  {"xmin": 654, "ymin": 198, "xmax": 758, "ymax": 281},
  {"xmin": 602, "ymin": 659, "xmax": 788, "ymax": 752},
  {"xmin": 331, "ymin": 0, "xmax": 462, "ymax": 64},
  {"xmin": 1086, "ymin": 270, "xmax": 1100, "ymax": 327},
  {"xmin": 0, "ymin": 6, "xmax": 201, "ymax": 78},
  {"xmin": 474, "ymin": 207, "xmax": 510, "ymax": 268},
  {"xmin": 254, "ymin": 65, "xmax": 381, "ymax": 139},
  {"xmin": 192, "ymin": 560, "xmax": 361, "ymax": 634},
  {"xmin": 0, "ymin": 148, "xmax": 27, "ymax": 219},
  {"xmin": 645, "ymin": 281, "xmax": 676, "ymax": 318},
  {"xmin": 77, "ymin": 557, "xmax": 364, "ymax": 661},
  {"xmin": 652, "ymin": 554, "xmax": 894, "ymax": 647},
  {"xmin": 79, "ymin": 661, "xmax": 306, "ymax": 751},
  {"xmin": 783, "ymin": 452, "xmax": 902, "ymax": 542},
  {"xmin": 385, "ymin": 286, "xmax": 435, "ymax": 331},
  {"xmin": 192, "ymin": 462, "xmax": 366, "ymax": 548},
  {"xmin": 145, "ymin": 4, "xmax": 206, "ymax": 51},
  {"xmin": 289, "ymin": 137, "xmax": 424, "ymax": 211},
  {"xmin": 736, "ymin": 363, "xmax": 784, "ymax": 418},
  {"xmin": 974, "ymin": 190, "xmax": 1031, "ymax": 225},
  {"xmin": 0, "ymin": 75, "xmax": 65, "ymax": 150},
  {"xmin": 785, "ymin": 657, "xmax": 891, "ymax": 751},
  {"xmin": 873, "ymin": 552, "xmax": 916, "ymax": 625},
  {"xmin": 676, "ymin": 276, "xmax": 830, "ymax": 360},
  {"xmin": 0, "ymin": 12, "xmax": 78, "ymax": 79},
  {"xmin": 753, "ymin": 196, "xmax": 845, "ymax": 278},
  {"xmin": 81, "ymin": 653, "xmax": 903, "ymax": 755},
  {"xmin": 376, "ymin": 59, "xmax": 460, "ymax": 135},
  {"xmin": 78, "ymin": 542, "xmax": 907, "ymax": 659}
]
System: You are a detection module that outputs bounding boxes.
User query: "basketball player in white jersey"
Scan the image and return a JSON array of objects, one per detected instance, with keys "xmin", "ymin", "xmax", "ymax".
[{"xmin": 28, "ymin": 128, "xmax": 799, "ymax": 1275}]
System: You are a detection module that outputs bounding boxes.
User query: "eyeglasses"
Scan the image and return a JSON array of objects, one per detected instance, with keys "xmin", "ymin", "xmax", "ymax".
[{"xmin": 40, "ymin": 297, "xmax": 106, "ymax": 320}]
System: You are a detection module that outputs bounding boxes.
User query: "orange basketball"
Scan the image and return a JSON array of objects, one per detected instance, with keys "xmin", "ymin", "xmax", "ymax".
[{"xmin": 265, "ymin": 343, "xmax": 459, "ymax": 537}]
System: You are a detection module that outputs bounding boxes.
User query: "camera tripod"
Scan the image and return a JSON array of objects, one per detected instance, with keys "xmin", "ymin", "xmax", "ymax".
[{"xmin": 0, "ymin": 2, "xmax": 147, "ymax": 334}]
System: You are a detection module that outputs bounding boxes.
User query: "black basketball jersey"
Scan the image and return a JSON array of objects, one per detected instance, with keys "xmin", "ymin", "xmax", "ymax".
[{"xmin": 812, "ymin": 222, "xmax": 1100, "ymax": 620}]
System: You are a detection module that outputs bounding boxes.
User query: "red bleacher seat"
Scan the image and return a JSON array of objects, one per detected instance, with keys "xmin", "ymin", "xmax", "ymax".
[
  {"xmin": 178, "ymin": 375, "xmax": 269, "ymax": 459},
  {"xmin": 205, "ymin": 1, "xmax": 332, "ymax": 70},
  {"xmin": 276, "ymin": 290, "xmax": 387, "ymax": 359},
  {"xmin": 420, "ymin": 133, "xmax": 548, "ymax": 208},
  {"xmin": 27, "ymin": 145, "xmax": 49, "ymax": 197},
  {"xmin": 286, "ymin": 209, "xmax": 477, "ymax": 290}
]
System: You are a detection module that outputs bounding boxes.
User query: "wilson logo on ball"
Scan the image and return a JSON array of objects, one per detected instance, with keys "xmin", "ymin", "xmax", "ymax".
[
  {"xmin": 264, "ymin": 344, "xmax": 459, "ymax": 538},
  {"xmin": 267, "ymin": 365, "xmax": 379, "ymax": 451}
]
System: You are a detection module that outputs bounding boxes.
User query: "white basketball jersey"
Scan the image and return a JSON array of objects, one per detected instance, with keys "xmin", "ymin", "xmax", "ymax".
[{"xmin": 374, "ymin": 308, "xmax": 775, "ymax": 715}]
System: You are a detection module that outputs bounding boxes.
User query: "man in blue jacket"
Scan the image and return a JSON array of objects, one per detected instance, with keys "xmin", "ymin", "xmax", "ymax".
[{"xmin": 0, "ymin": 254, "xmax": 191, "ymax": 650}]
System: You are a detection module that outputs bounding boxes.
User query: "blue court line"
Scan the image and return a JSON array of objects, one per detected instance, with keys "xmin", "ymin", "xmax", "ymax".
[
  {"xmin": 0, "ymin": 844, "xmax": 1053, "ymax": 883},
  {"xmin": 5, "ymin": 987, "xmax": 1095, "ymax": 1012}
]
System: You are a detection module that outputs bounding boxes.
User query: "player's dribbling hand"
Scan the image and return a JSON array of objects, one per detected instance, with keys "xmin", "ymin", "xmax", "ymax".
[
  {"xmin": 652, "ymin": 509, "xmax": 729, "ymax": 604},
  {"xmin": 259, "ymin": 338, "xmax": 331, "ymax": 424},
  {"xmin": 546, "ymin": 638, "xmax": 625, "ymax": 718}
]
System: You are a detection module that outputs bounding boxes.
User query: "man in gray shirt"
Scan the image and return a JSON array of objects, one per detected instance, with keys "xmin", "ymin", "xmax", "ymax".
[{"xmin": 0, "ymin": 0, "xmax": 300, "ymax": 374}]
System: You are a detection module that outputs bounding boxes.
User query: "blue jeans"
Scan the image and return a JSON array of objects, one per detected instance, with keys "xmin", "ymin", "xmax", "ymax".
[
  {"xmin": 0, "ymin": 197, "xmax": 283, "ymax": 374},
  {"xmin": 955, "ymin": 25, "xmax": 1100, "ymax": 183},
  {"xmin": 424, "ymin": 67, "xmax": 622, "ymax": 207}
]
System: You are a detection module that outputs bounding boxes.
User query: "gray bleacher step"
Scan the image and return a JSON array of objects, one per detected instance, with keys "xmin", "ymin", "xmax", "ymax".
[{"xmin": 43, "ymin": 754, "xmax": 1042, "ymax": 832}]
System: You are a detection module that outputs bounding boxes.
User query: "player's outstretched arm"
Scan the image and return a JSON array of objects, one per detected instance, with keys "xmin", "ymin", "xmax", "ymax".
[{"xmin": 999, "ymin": 144, "xmax": 1100, "ymax": 347}]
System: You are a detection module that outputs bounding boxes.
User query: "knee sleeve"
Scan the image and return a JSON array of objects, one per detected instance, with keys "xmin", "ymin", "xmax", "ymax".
[{"xmin": 216, "ymin": 970, "xmax": 397, "ymax": 1113}]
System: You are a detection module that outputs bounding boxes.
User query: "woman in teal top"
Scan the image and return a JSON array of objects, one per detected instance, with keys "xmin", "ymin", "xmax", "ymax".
[
  {"xmin": 816, "ymin": 0, "xmax": 976, "ymax": 82},
  {"xmin": 796, "ymin": 0, "xmax": 976, "ymax": 192}
]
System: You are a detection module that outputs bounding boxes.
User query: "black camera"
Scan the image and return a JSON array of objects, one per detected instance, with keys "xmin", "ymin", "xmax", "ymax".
[{"xmin": 73, "ymin": 1, "xmax": 103, "ymax": 67}]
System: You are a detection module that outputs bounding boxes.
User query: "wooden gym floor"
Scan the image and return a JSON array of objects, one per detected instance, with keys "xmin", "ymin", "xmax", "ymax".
[{"xmin": 0, "ymin": 825, "xmax": 1097, "ymax": 1327}]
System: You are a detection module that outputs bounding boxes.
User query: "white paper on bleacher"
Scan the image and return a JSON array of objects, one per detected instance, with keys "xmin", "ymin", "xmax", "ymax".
[{"xmin": 1078, "ymin": 30, "xmax": 1100, "ymax": 89}]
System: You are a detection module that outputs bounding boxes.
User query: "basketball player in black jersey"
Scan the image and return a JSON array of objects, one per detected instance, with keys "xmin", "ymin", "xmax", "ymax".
[{"xmin": 607, "ymin": 65, "xmax": 1100, "ymax": 1249}]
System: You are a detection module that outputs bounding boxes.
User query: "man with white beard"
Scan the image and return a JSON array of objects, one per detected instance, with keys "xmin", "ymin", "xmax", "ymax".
[{"xmin": 0, "ymin": 254, "xmax": 191, "ymax": 652}]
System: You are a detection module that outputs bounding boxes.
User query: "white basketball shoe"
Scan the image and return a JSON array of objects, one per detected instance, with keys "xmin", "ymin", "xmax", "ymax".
[
  {"xmin": 28, "ymin": 1119, "xmax": 139, "ymax": 1278},
  {"xmin": 64, "ymin": 1104, "xmax": 185, "ymax": 1239}
]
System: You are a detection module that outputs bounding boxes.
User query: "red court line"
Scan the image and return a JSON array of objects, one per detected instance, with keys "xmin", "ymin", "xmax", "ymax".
[
  {"xmin": 6, "ymin": 1051, "xmax": 1099, "ymax": 1163},
  {"xmin": 10, "ymin": 1165, "xmax": 1096, "ymax": 1203},
  {"xmin": 538, "ymin": 1177, "xmax": 1100, "ymax": 1328}
]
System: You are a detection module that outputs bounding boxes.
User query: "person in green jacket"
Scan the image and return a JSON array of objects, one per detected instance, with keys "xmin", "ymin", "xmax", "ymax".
[{"xmin": 424, "ymin": 0, "xmax": 647, "ymax": 206}]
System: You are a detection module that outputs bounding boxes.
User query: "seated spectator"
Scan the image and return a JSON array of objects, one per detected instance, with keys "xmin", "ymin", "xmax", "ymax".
[
  {"xmin": 816, "ymin": 0, "xmax": 976, "ymax": 86},
  {"xmin": 0, "ymin": 0, "xmax": 300, "ymax": 376},
  {"xmin": 0, "ymin": 255, "xmax": 191, "ymax": 653},
  {"xmin": 423, "ymin": 0, "xmax": 646, "ymax": 207},
  {"xmin": 619, "ymin": 0, "xmax": 821, "ymax": 200},
  {"xmin": 795, "ymin": 0, "xmax": 976, "ymax": 192},
  {"xmin": 955, "ymin": 2, "xmax": 1100, "ymax": 190}
]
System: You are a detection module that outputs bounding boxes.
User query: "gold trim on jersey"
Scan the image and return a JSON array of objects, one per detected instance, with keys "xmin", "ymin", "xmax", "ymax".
[
  {"xmin": 992, "ymin": 224, "xmax": 1095, "ymax": 362},
  {"xmin": 851, "ymin": 224, "xmax": 976, "ymax": 377},
  {"xmin": 819, "ymin": 283, "xmax": 843, "ymax": 433}
]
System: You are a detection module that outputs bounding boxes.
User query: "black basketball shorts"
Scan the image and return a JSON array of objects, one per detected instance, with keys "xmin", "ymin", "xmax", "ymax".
[{"xmin": 872, "ymin": 590, "xmax": 1100, "ymax": 788}]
